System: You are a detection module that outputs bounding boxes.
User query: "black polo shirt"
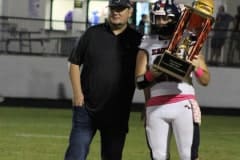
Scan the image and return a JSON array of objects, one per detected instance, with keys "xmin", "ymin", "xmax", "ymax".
[{"xmin": 68, "ymin": 23, "xmax": 142, "ymax": 131}]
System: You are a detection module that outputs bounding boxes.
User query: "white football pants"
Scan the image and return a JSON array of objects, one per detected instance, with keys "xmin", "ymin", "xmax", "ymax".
[{"xmin": 146, "ymin": 100, "xmax": 194, "ymax": 160}]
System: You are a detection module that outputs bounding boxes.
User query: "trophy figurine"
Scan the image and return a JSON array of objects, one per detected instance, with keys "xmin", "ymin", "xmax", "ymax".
[{"xmin": 152, "ymin": 0, "xmax": 215, "ymax": 82}]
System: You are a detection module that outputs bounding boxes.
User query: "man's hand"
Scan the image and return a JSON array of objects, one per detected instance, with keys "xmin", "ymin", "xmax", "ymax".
[{"xmin": 72, "ymin": 94, "xmax": 84, "ymax": 107}]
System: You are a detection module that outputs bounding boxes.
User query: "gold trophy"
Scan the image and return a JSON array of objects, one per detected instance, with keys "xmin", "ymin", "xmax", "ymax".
[{"xmin": 153, "ymin": 0, "xmax": 215, "ymax": 82}]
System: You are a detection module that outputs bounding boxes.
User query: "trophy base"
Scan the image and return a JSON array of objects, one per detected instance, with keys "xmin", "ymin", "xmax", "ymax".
[{"xmin": 153, "ymin": 52, "xmax": 194, "ymax": 82}]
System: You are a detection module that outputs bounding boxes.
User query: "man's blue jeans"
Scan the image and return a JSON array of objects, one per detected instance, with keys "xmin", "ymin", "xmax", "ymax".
[
  {"xmin": 64, "ymin": 106, "xmax": 96, "ymax": 160},
  {"xmin": 64, "ymin": 106, "xmax": 127, "ymax": 160}
]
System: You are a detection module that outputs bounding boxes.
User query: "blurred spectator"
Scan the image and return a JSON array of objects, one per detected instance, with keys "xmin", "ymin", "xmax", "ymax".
[
  {"xmin": 227, "ymin": 5, "xmax": 240, "ymax": 64},
  {"xmin": 90, "ymin": 11, "xmax": 99, "ymax": 26},
  {"xmin": 64, "ymin": 11, "xmax": 73, "ymax": 31},
  {"xmin": 138, "ymin": 14, "xmax": 147, "ymax": 35},
  {"xmin": 210, "ymin": 5, "xmax": 233, "ymax": 64}
]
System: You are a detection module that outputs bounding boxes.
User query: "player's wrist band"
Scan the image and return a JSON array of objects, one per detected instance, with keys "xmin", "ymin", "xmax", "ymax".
[
  {"xmin": 136, "ymin": 71, "xmax": 154, "ymax": 89},
  {"xmin": 145, "ymin": 70, "xmax": 154, "ymax": 82},
  {"xmin": 195, "ymin": 67, "xmax": 204, "ymax": 78}
]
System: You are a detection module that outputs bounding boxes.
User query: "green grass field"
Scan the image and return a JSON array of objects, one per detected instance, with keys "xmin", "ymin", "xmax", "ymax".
[{"xmin": 0, "ymin": 106, "xmax": 240, "ymax": 160}]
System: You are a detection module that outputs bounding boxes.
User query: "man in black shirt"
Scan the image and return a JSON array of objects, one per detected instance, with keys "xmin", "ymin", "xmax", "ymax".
[{"xmin": 64, "ymin": 0, "xmax": 142, "ymax": 159}]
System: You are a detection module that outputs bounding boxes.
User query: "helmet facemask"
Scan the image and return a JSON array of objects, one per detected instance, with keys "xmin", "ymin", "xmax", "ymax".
[{"xmin": 150, "ymin": 0, "xmax": 180, "ymax": 37}]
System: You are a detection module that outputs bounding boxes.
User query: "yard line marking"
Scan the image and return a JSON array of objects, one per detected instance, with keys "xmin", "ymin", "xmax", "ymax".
[
  {"xmin": 16, "ymin": 133, "xmax": 68, "ymax": 139},
  {"xmin": 203, "ymin": 131, "xmax": 240, "ymax": 135},
  {"xmin": 15, "ymin": 131, "xmax": 240, "ymax": 140}
]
